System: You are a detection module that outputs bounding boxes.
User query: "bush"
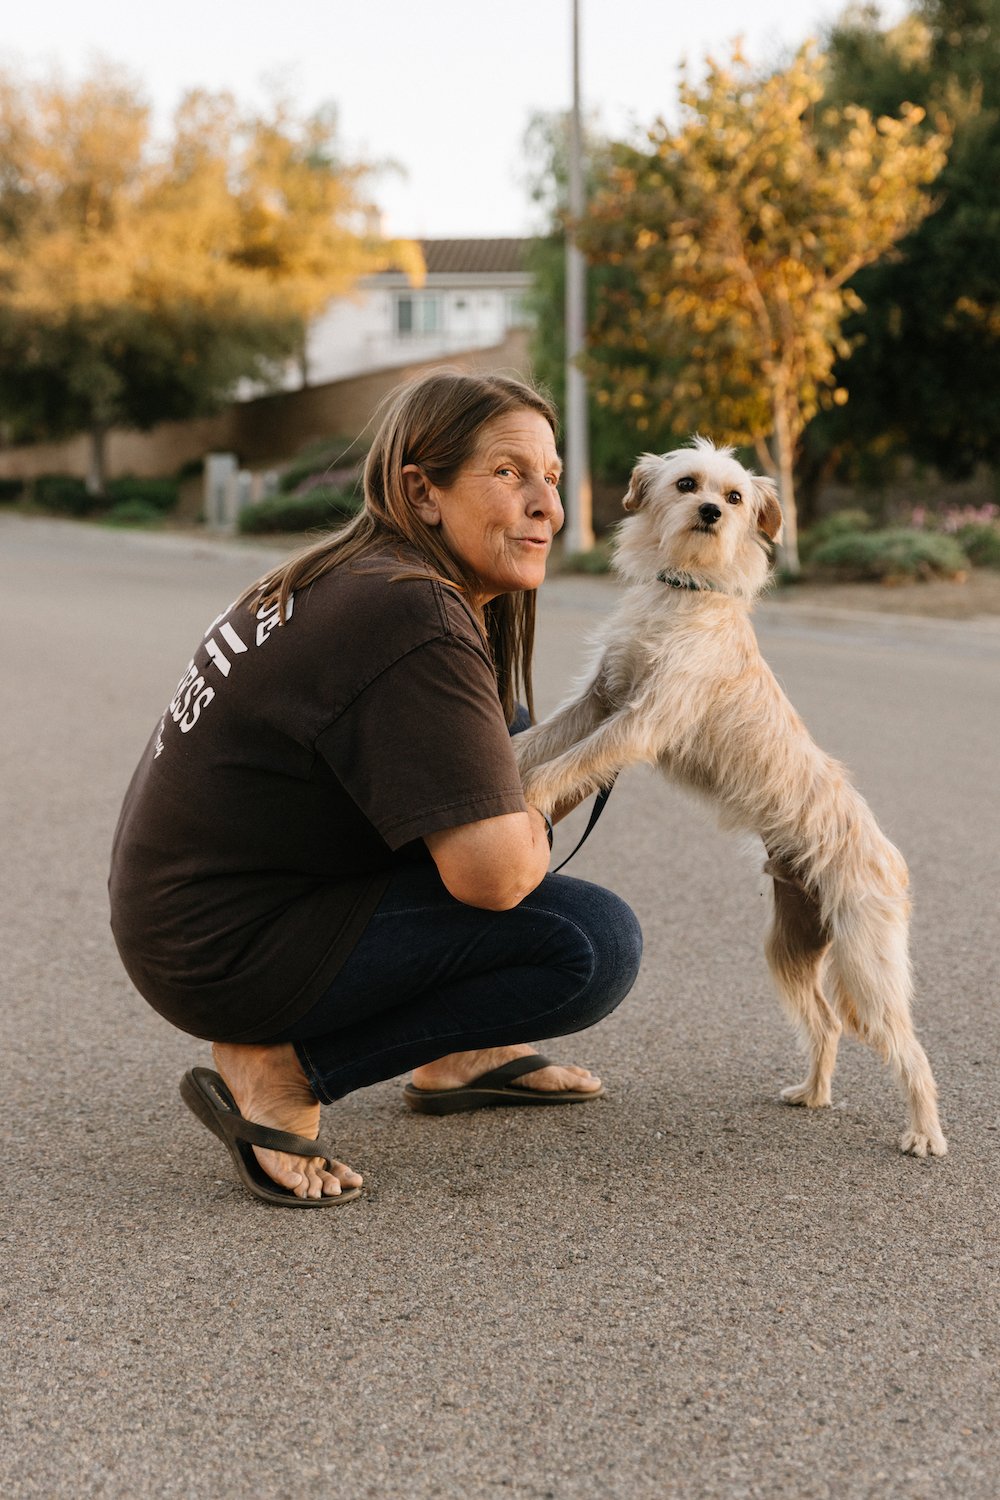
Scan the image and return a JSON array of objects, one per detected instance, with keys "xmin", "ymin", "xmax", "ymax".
[
  {"xmin": 799, "ymin": 508, "xmax": 872, "ymax": 562},
  {"xmin": 33, "ymin": 474, "xmax": 95, "ymax": 516},
  {"xmin": 561, "ymin": 542, "xmax": 614, "ymax": 574},
  {"xmin": 955, "ymin": 522, "xmax": 1000, "ymax": 569},
  {"xmin": 0, "ymin": 478, "xmax": 25, "ymax": 504},
  {"xmin": 238, "ymin": 485, "xmax": 362, "ymax": 535},
  {"xmin": 810, "ymin": 528, "xmax": 968, "ymax": 582},
  {"xmin": 105, "ymin": 476, "xmax": 179, "ymax": 513},
  {"xmin": 278, "ymin": 438, "xmax": 361, "ymax": 494},
  {"xmin": 104, "ymin": 499, "xmax": 165, "ymax": 527}
]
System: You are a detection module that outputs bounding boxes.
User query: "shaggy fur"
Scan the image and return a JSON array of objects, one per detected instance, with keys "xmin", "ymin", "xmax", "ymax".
[{"xmin": 516, "ymin": 438, "xmax": 946, "ymax": 1157}]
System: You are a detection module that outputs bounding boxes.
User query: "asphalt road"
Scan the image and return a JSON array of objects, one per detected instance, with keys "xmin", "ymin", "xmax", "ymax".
[{"xmin": 2, "ymin": 513, "xmax": 998, "ymax": 1500}]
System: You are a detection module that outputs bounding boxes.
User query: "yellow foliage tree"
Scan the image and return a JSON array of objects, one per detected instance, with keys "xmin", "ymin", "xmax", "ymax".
[
  {"xmin": 0, "ymin": 67, "xmax": 423, "ymax": 491},
  {"xmin": 581, "ymin": 44, "xmax": 949, "ymax": 571}
]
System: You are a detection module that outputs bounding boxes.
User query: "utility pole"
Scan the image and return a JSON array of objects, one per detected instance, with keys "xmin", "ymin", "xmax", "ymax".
[{"xmin": 563, "ymin": 0, "xmax": 594, "ymax": 554}]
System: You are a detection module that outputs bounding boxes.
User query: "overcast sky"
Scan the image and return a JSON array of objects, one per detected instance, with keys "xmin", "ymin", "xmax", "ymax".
[{"xmin": 2, "ymin": 0, "xmax": 906, "ymax": 238}]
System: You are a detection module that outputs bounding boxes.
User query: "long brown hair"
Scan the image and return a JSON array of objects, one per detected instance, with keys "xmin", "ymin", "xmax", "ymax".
[{"xmin": 243, "ymin": 369, "xmax": 558, "ymax": 721}]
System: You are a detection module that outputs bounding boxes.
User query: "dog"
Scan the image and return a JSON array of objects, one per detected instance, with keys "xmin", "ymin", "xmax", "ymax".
[{"xmin": 516, "ymin": 438, "xmax": 946, "ymax": 1157}]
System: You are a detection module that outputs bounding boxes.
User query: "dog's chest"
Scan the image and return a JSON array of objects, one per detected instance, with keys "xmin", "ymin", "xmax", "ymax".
[{"xmin": 617, "ymin": 612, "xmax": 749, "ymax": 705}]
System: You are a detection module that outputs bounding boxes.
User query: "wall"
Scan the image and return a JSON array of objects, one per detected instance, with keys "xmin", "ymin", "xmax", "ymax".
[{"xmin": 0, "ymin": 329, "xmax": 533, "ymax": 485}]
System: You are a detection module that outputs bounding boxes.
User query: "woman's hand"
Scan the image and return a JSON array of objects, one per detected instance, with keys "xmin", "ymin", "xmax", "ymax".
[{"xmin": 424, "ymin": 807, "xmax": 553, "ymax": 911}]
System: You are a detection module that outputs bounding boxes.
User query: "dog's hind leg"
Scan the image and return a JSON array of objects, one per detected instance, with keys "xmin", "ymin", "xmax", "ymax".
[
  {"xmin": 764, "ymin": 858, "xmax": 840, "ymax": 1109},
  {"xmin": 826, "ymin": 896, "xmax": 947, "ymax": 1157}
]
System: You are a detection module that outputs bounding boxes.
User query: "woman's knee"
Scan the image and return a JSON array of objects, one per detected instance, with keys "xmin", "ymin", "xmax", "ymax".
[
  {"xmin": 585, "ymin": 887, "xmax": 643, "ymax": 1015},
  {"xmin": 537, "ymin": 877, "xmax": 643, "ymax": 1030}
]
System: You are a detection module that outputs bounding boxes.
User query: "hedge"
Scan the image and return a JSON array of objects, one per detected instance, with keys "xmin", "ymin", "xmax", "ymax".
[
  {"xmin": 33, "ymin": 475, "xmax": 95, "ymax": 515},
  {"xmin": 809, "ymin": 528, "xmax": 968, "ymax": 582},
  {"xmin": 30, "ymin": 473, "xmax": 179, "ymax": 516},
  {"xmin": 798, "ymin": 509, "xmax": 872, "ymax": 562},
  {"xmin": 955, "ymin": 522, "xmax": 1000, "ymax": 569},
  {"xmin": 105, "ymin": 476, "xmax": 179, "ymax": 513},
  {"xmin": 238, "ymin": 485, "xmax": 362, "ymax": 535}
]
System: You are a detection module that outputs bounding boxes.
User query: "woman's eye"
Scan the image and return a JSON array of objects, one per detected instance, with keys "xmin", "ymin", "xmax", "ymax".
[
  {"xmin": 545, "ymin": 474, "xmax": 559, "ymax": 486},
  {"xmin": 677, "ymin": 476, "xmax": 696, "ymax": 492},
  {"xmin": 727, "ymin": 491, "xmax": 743, "ymax": 505},
  {"xmin": 496, "ymin": 467, "xmax": 514, "ymax": 478}
]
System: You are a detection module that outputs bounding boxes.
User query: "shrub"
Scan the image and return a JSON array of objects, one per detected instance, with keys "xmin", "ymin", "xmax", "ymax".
[
  {"xmin": 799, "ymin": 508, "xmax": 872, "ymax": 561},
  {"xmin": 0, "ymin": 478, "xmax": 25, "ymax": 504},
  {"xmin": 278, "ymin": 438, "xmax": 361, "ymax": 494},
  {"xmin": 955, "ymin": 522, "xmax": 1000, "ymax": 569},
  {"xmin": 105, "ymin": 476, "xmax": 179, "ymax": 513},
  {"xmin": 238, "ymin": 485, "xmax": 362, "ymax": 535},
  {"xmin": 810, "ymin": 528, "xmax": 968, "ymax": 582},
  {"xmin": 561, "ymin": 542, "xmax": 614, "ymax": 575},
  {"xmin": 104, "ymin": 499, "xmax": 165, "ymax": 526},
  {"xmin": 33, "ymin": 474, "xmax": 95, "ymax": 516}
]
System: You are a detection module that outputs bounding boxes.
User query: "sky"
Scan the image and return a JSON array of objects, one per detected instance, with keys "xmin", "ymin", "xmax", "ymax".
[{"xmin": 2, "ymin": 0, "xmax": 907, "ymax": 239}]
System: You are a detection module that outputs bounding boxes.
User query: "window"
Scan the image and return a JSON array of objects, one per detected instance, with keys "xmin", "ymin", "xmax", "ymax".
[{"xmin": 395, "ymin": 294, "xmax": 442, "ymax": 336}]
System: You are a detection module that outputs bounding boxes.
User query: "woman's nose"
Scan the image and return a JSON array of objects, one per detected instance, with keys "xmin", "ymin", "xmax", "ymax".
[{"xmin": 529, "ymin": 477, "xmax": 563, "ymax": 521}]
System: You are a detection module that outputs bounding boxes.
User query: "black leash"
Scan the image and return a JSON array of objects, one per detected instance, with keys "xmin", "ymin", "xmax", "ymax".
[{"xmin": 551, "ymin": 774, "xmax": 618, "ymax": 874}]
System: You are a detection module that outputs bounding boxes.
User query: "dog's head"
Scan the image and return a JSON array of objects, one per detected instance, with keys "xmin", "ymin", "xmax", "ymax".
[{"xmin": 616, "ymin": 438, "xmax": 782, "ymax": 598}]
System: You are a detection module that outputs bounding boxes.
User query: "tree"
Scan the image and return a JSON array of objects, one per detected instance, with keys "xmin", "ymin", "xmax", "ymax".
[
  {"xmin": 810, "ymin": 0, "xmax": 1000, "ymax": 486},
  {"xmin": 522, "ymin": 112, "xmax": 661, "ymax": 488},
  {"xmin": 0, "ymin": 67, "xmax": 422, "ymax": 492},
  {"xmin": 578, "ymin": 44, "xmax": 948, "ymax": 571}
]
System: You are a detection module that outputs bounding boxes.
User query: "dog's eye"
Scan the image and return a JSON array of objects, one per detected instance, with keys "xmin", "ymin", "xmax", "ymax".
[
  {"xmin": 677, "ymin": 477, "xmax": 697, "ymax": 493},
  {"xmin": 726, "ymin": 491, "xmax": 743, "ymax": 505}
]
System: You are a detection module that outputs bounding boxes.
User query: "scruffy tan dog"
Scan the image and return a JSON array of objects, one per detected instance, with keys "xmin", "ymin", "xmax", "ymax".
[{"xmin": 516, "ymin": 438, "xmax": 946, "ymax": 1157}]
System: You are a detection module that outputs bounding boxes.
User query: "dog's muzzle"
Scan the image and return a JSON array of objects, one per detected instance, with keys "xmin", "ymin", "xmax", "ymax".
[{"xmin": 693, "ymin": 501, "xmax": 722, "ymax": 533}]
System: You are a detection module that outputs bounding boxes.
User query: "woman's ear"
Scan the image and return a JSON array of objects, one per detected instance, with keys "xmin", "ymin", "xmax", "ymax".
[
  {"xmin": 401, "ymin": 464, "xmax": 440, "ymax": 525},
  {"xmin": 753, "ymin": 477, "xmax": 783, "ymax": 542}
]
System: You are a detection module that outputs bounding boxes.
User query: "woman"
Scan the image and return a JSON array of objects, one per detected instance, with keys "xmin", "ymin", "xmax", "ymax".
[{"xmin": 109, "ymin": 370, "xmax": 642, "ymax": 1208}]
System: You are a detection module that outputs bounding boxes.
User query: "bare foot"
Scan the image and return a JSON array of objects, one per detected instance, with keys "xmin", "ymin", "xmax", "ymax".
[
  {"xmin": 411, "ymin": 1043, "xmax": 602, "ymax": 1096},
  {"xmin": 212, "ymin": 1042, "xmax": 363, "ymax": 1200}
]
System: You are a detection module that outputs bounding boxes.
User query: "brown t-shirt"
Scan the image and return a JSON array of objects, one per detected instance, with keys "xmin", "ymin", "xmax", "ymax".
[{"xmin": 108, "ymin": 546, "xmax": 527, "ymax": 1042}]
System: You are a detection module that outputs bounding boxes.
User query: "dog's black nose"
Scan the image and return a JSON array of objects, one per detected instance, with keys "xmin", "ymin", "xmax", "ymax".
[{"xmin": 698, "ymin": 502, "xmax": 722, "ymax": 524}]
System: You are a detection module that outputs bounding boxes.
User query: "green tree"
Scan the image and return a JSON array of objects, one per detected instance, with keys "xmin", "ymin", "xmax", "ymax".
[
  {"xmin": 522, "ymin": 113, "xmax": 678, "ymax": 489},
  {"xmin": 579, "ymin": 44, "xmax": 948, "ymax": 571},
  {"xmin": 811, "ymin": 0, "xmax": 1000, "ymax": 486},
  {"xmin": 0, "ymin": 67, "xmax": 422, "ymax": 492}
]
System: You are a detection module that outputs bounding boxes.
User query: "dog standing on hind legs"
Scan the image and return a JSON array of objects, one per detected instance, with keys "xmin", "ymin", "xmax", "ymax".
[{"xmin": 516, "ymin": 438, "xmax": 946, "ymax": 1157}]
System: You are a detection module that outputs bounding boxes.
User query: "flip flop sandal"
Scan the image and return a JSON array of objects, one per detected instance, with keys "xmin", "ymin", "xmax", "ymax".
[
  {"xmin": 180, "ymin": 1066, "xmax": 362, "ymax": 1208},
  {"xmin": 402, "ymin": 1054, "xmax": 606, "ymax": 1116}
]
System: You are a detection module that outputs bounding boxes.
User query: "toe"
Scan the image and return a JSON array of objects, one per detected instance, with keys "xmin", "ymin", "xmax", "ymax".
[
  {"xmin": 329, "ymin": 1159, "xmax": 364, "ymax": 1187},
  {"xmin": 525, "ymin": 1064, "xmax": 602, "ymax": 1093}
]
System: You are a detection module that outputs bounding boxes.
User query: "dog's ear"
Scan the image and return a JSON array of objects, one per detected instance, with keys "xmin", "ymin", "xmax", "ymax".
[
  {"xmin": 753, "ymin": 477, "xmax": 783, "ymax": 542},
  {"xmin": 623, "ymin": 455, "xmax": 659, "ymax": 512}
]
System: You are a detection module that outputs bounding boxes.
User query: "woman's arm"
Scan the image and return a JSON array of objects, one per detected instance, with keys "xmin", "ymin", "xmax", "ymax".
[{"xmin": 424, "ymin": 806, "xmax": 553, "ymax": 911}]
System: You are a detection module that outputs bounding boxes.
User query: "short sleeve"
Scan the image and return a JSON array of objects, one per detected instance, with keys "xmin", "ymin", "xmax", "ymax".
[{"xmin": 315, "ymin": 635, "xmax": 527, "ymax": 850}]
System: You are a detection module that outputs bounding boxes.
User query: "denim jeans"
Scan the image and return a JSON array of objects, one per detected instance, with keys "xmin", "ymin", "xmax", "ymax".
[{"xmin": 274, "ymin": 865, "xmax": 643, "ymax": 1103}]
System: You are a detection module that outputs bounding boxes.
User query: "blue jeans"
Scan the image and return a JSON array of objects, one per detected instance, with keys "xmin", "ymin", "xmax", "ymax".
[{"xmin": 273, "ymin": 866, "xmax": 643, "ymax": 1104}]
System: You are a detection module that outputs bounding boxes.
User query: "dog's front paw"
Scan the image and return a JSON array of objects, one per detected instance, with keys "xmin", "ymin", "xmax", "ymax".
[
  {"xmin": 899, "ymin": 1128, "xmax": 948, "ymax": 1158},
  {"xmin": 520, "ymin": 766, "xmax": 559, "ymax": 816}
]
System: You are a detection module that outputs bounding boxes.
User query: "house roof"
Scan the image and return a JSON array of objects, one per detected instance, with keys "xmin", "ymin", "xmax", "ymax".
[{"xmin": 418, "ymin": 238, "xmax": 529, "ymax": 275}]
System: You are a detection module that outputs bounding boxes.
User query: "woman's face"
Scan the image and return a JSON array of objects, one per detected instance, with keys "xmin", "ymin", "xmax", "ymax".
[{"xmin": 406, "ymin": 409, "xmax": 564, "ymax": 602}]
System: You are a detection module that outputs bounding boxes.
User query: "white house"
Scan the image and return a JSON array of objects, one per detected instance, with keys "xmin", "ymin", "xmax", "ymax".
[{"xmin": 300, "ymin": 237, "xmax": 533, "ymax": 385}]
